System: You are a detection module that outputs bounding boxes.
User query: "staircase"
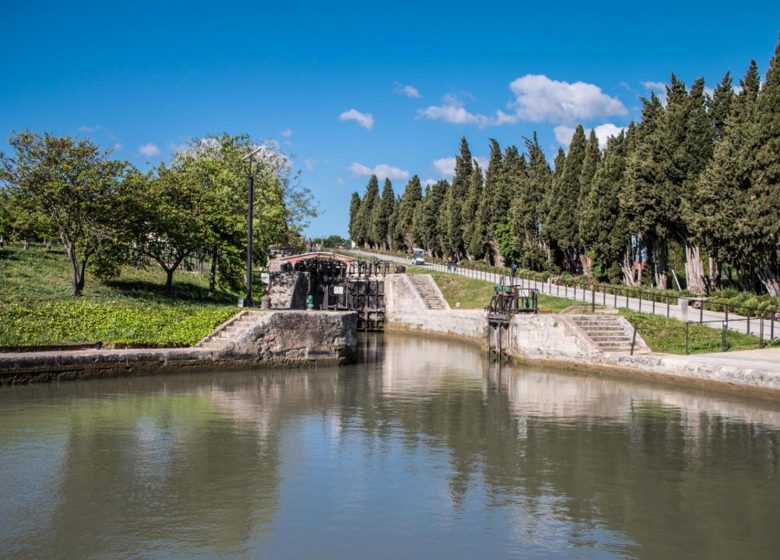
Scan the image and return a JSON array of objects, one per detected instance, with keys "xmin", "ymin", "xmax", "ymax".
[
  {"xmin": 407, "ymin": 275, "xmax": 450, "ymax": 310},
  {"xmin": 570, "ymin": 315, "xmax": 636, "ymax": 353},
  {"xmin": 196, "ymin": 311, "xmax": 265, "ymax": 352}
]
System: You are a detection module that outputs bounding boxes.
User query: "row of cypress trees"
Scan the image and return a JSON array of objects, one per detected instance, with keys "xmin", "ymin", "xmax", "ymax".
[{"xmin": 348, "ymin": 38, "xmax": 780, "ymax": 295}]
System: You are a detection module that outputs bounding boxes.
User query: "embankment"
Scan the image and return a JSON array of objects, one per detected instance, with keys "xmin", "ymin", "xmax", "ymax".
[{"xmin": 0, "ymin": 310, "xmax": 357, "ymax": 384}]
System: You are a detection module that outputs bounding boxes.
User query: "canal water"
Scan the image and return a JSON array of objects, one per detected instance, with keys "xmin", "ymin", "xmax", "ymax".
[{"xmin": 1, "ymin": 333, "xmax": 779, "ymax": 559}]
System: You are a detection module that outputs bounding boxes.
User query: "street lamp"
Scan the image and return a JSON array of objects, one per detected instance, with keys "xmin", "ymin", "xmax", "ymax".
[{"xmin": 241, "ymin": 146, "xmax": 265, "ymax": 307}]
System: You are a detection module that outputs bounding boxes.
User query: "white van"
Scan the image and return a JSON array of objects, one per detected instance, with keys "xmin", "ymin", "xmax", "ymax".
[{"xmin": 411, "ymin": 248, "xmax": 426, "ymax": 265}]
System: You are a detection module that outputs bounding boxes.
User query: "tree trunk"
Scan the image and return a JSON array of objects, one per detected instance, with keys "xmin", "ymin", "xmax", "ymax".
[
  {"xmin": 209, "ymin": 248, "xmax": 218, "ymax": 296},
  {"xmin": 64, "ymin": 240, "xmax": 85, "ymax": 297},
  {"xmin": 580, "ymin": 253, "xmax": 593, "ymax": 278},
  {"xmin": 758, "ymin": 265, "xmax": 780, "ymax": 297},
  {"xmin": 708, "ymin": 256, "xmax": 721, "ymax": 291},
  {"xmin": 166, "ymin": 268, "xmax": 175, "ymax": 292},
  {"xmin": 620, "ymin": 246, "xmax": 639, "ymax": 286},
  {"xmin": 683, "ymin": 241, "xmax": 707, "ymax": 294},
  {"xmin": 653, "ymin": 238, "xmax": 668, "ymax": 289}
]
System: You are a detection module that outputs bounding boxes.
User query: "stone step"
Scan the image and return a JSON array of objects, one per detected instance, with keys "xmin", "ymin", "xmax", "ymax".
[{"xmin": 589, "ymin": 336, "xmax": 631, "ymax": 342}]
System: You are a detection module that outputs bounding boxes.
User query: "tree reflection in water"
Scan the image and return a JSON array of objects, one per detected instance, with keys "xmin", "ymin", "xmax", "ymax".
[{"xmin": 1, "ymin": 332, "xmax": 779, "ymax": 559}]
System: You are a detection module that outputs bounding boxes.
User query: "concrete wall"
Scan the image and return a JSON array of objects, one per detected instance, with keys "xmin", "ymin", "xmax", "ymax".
[
  {"xmin": 387, "ymin": 309, "xmax": 487, "ymax": 343},
  {"xmin": 385, "ymin": 274, "xmax": 428, "ymax": 316},
  {"xmin": 510, "ymin": 315, "xmax": 601, "ymax": 360},
  {"xmin": 268, "ymin": 271, "xmax": 308, "ymax": 309},
  {"xmin": 226, "ymin": 310, "xmax": 357, "ymax": 363},
  {"xmin": 0, "ymin": 310, "xmax": 358, "ymax": 384}
]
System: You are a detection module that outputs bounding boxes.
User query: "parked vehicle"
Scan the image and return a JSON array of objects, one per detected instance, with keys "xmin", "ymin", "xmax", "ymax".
[{"xmin": 411, "ymin": 248, "xmax": 426, "ymax": 265}]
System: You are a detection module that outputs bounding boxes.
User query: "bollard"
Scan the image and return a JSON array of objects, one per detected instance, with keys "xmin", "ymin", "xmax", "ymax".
[
  {"xmin": 699, "ymin": 303, "xmax": 704, "ymax": 324},
  {"xmin": 614, "ymin": 289, "xmax": 617, "ymax": 308},
  {"xmin": 652, "ymin": 296, "xmax": 656, "ymax": 315},
  {"xmin": 602, "ymin": 287, "xmax": 606, "ymax": 306},
  {"xmin": 639, "ymin": 290, "xmax": 642, "ymax": 312},
  {"xmin": 591, "ymin": 287, "xmax": 596, "ymax": 313},
  {"xmin": 760, "ymin": 316, "xmax": 765, "ymax": 349},
  {"xmin": 772, "ymin": 310, "xmax": 776, "ymax": 341},
  {"xmin": 666, "ymin": 297, "xmax": 670, "ymax": 318},
  {"xmin": 685, "ymin": 322, "xmax": 689, "ymax": 355},
  {"xmin": 721, "ymin": 321, "xmax": 728, "ymax": 352}
]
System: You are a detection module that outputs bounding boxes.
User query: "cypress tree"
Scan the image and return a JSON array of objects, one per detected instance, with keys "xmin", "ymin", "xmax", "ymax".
[
  {"xmin": 576, "ymin": 129, "xmax": 602, "ymax": 275},
  {"xmin": 348, "ymin": 191, "xmax": 361, "ymax": 243},
  {"xmin": 747, "ymin": 36, "xmax": 780, "ymax": 295},
  {"xmin": 462, "ymin": 163, "xmax": 483, "ymax": 257},
  {"xmin": 693, "ymin": 62, "xmax": 761, "ymax": 291},
  {"xmin": 397, "ymin": 175, "xmax": 422, "ymax": 250},
  {"xmin": 355, "ymin": 175, "xmax": 379, "ymax": 248},
  {"xmin": 511, "ymin": 133, "xmax": 550, "ymax": 270},
  {"xmin": 546, "ymin": 125, "xmax": 586, "ymax": 272},
  {"xmin": 371, "ymin": 178, "xmax": 395, "ymax": 249}
]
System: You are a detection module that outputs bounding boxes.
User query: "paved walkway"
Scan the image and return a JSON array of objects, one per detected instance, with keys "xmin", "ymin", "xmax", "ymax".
[{"xmin": 349, "ymin": 249, "xmax": 780, "ymax": 342}]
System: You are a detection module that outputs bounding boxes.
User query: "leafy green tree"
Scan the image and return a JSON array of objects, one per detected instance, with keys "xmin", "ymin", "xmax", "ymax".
[
  {"xmin": 126, "ymin": 164, "xmax": 209, "ymax": 291},
  {"xmin": 0, "ymin": 132, "xmax": 130, "ymax": 295},
  {"xmin": 177, "ymin": 134, "xmax": 304, "ymax": 293}
]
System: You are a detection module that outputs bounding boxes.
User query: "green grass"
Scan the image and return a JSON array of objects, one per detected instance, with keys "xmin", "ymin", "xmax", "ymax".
[
  {"xmin": 411, "ymin": 267, "xmax": 581, "ymax": 313},
  {"xmin": 0, "ymin": 245, "xmax": 238, "ymax": 347},
  {"xmin": 409, "ymin": 265, "xmax": 772, "ymax": 355},
  {"xmin": 619, "ymin": 310, "xmax": 772, "ymax": 354}
]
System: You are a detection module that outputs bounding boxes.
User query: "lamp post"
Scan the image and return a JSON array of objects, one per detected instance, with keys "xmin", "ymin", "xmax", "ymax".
[{"xmin": 241, "ymin": 146, "xmax": 265, "ymax": 307}]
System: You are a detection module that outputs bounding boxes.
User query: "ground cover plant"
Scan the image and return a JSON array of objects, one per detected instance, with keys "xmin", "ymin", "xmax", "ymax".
[{"xmin": 0, "ymin": 245, "xmax": 237, "ymax": 347}]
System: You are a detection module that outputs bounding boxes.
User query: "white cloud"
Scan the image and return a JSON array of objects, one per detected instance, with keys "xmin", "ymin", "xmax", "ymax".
[
  {"xmin": 281, "ymin": 128, "xmax": 293, "ymax": 138},
  {"xmin": 423, "ymin": 178, "xmax": 437, "ymax": 187},
  {"xmin": 138, "ymin": 143, "xmax": 160, "ymax": 157},
  {"xmin": 641, "ymin": 80, "xmax": 667, "ymax": 104},
  {"xmin": 78, "ymin": 124, "xmax": 101, "ymax": 133},
  {"xmin": 394, "ymin": 82, "xmax": 422, "ymax": 98},
  {"xmin": 593, "ymin": 123, "xmax": 625, "ymax": 148},
  {"xmin": 350, "ymin": 162, "xmax": 409, "ymax": 181},
  {"xmin": 554, "ymin": 123, "xmax": 626, "ymax": 149},
  {"xmin": 704, "ymin": 86, "xmax": 715, "ymax": 98},
  {"xmin": 111, "ymin": 143, "xmax": 123, "ymax": 152},
  {"xmin": 433, "ymin": 157, "xmax": 456, "ymax": 178},
  {"xmin": 303, "ymin": 159, "xmax": 316, "ymax": 172},
  {"xmin": 641, "ymin": 80, "xmax": 666, "ymax": 91},
  {"xmin": 554, "ymin": 125, "xmax": 576, "ymax": 147},
  {"xmin": 418, "ymin": 94, "xmax": 493, "ymax": 127},
  {"xmin": 509, "ymin": 74, "xmax": 627, "ymax": 123},
  {"xmin": 432, "ymin": 155, "xmax": 489, "ymax": 178},
  {"xmin": 338, "ymin": 109, "xmax": 374, "ymax": 130}
]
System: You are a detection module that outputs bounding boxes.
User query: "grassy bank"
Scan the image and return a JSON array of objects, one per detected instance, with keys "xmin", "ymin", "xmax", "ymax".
[
  {"xmin": 619, "ymin": 310, "xmax": 771, "ymax": 354},
  {"xmin": 0, "ymin": 245, "xmax": 238, "ymax": 347},
  {"xmin": 412, "ymin": 266, "xmax": 770, "ymax": 355},
  {"xmin": 412, "ymin": 268, "xmax": 582, "ymax": 314}
]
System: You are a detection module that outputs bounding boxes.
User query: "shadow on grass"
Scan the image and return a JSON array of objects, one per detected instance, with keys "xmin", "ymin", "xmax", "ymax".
[{"xmin": 105, "ymin": 279, "xmax": 236, "ymax": 304}]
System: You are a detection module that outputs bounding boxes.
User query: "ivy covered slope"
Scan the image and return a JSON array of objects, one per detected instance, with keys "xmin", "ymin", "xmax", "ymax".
[{"xmin": 0, "ymin": 246, "xmax": 237, "ymax": 348}]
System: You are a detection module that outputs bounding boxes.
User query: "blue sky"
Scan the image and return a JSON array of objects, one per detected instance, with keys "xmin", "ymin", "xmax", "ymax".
[{"xmin": 2, "ymin": 1, "xmax": 779, "ymax": 237}]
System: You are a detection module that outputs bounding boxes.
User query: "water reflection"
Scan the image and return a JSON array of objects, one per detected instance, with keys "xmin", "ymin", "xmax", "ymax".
[{"xmin": 0, "ymin": 333, "xmax": 779, "ymax": 559}]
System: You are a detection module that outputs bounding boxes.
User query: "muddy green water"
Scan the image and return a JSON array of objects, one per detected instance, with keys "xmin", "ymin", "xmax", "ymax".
[{"xmin": 1, "ymin": 333, "xmax": 779, "ymax": 559}]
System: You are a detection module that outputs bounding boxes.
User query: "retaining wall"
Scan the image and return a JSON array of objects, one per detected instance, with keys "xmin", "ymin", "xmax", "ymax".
[{"xmin": 0, "ymin": 310, "xmax": 357, "ymax": 384}]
